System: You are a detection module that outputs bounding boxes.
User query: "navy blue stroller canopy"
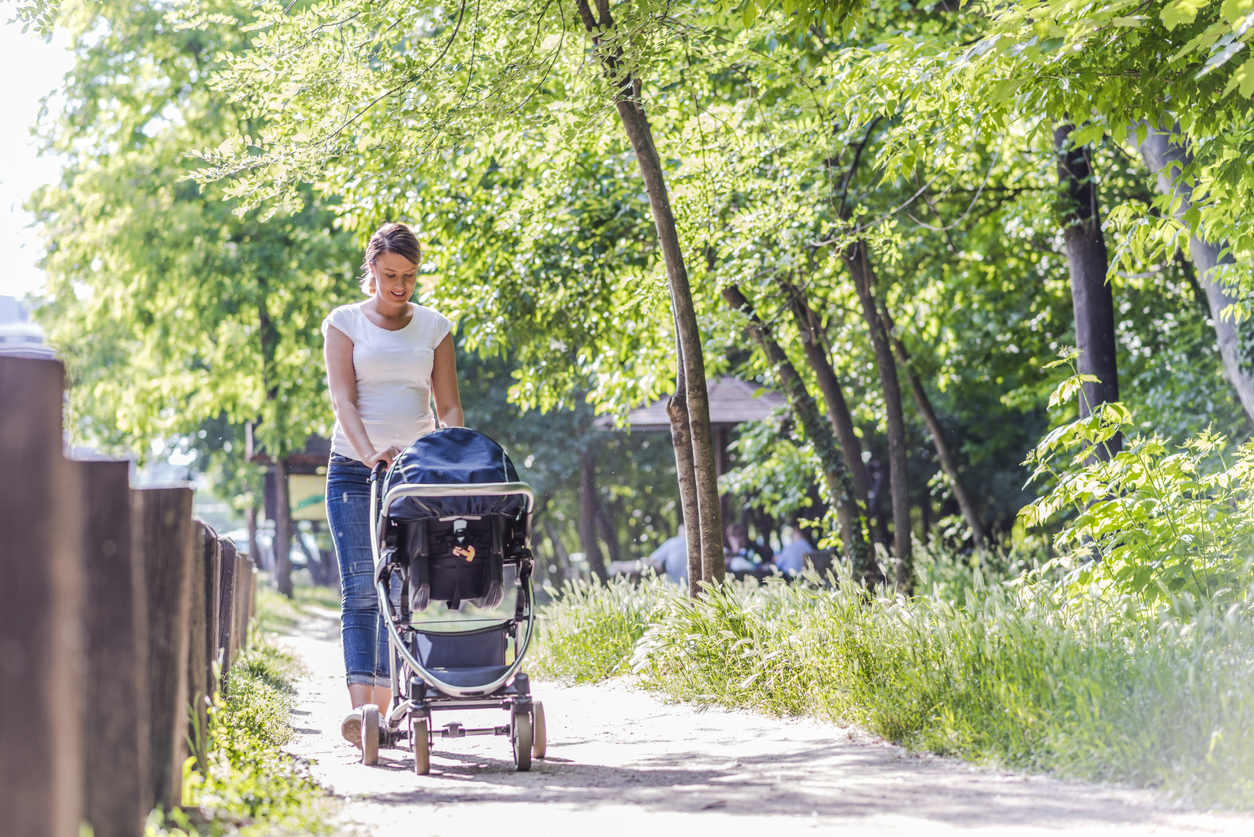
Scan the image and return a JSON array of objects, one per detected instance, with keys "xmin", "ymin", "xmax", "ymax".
[{"xmin": 385, "ymin": 428, "xmax": 523, "ymax": 519}]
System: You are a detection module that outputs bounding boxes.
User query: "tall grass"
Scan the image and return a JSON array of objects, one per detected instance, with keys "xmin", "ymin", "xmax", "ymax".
[
  {"xmin": 148, "ymin": 586, "xmax": 333, "ymax": 836},
  {"xmin": 529, "ymin": 578, "xmax": 664, "ymax": 682},
  {"xmin": 536, "ymin": 572, "xmax": 1254, "ymax": 808}
]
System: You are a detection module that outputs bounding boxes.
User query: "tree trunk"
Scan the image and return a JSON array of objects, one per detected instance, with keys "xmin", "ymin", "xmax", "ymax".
[
  {"xmin": 577, "ymin": 0, "xmax": 723, "ymax": 587},
  {"xmin": 273, "ymin": 456, "xmax": 294, "ymax": 597},
  {"xmin": 1135, "ymin": 124, "xmax": 1254, "ymax": 425},
  {"xmin": 542, "ymin": 517, "xmax": 571, "ymax": 586},
  {"xmin": 782, "ymin": 282, "xmax": 872, "ymax": 508},
  {"xmin": 596, "ymin": 500, "xmax": 622, "ymax": 568},
  {"xmin": 880, "ymin": 305, "xmax": 989, "ymax": 552},
  {"xmin": 723, "ymin": 284, "xmax": 881, "ymax": 584},
  {"xmin": 1054, "ymin": 123, "xmax": 1121, "ymax": 456},
  {"xmin": 579, "ymin": 447, "xmax": 607, "ymax": 582},
  {"xmin": 667, "ymin": 331, "xmax": 704, "ymax": 597},
  {"xmin": 843, "ymin": 241, "xmax": 913, "ymax": 589}
]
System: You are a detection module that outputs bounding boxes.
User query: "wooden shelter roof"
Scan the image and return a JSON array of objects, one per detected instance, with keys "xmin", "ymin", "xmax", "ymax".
[{"xmin": 598, "ymin": 376, "xmax": 786, "ymax": 431}]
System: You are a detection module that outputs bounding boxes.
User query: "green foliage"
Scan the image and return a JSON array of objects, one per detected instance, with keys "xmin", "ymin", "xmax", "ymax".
[
  {"xmin": 147, "ymin": 587, "xmax": 330, "ymax": 836},
  {"xmin": 1022, "ymin": 355, "xmax": 1254, "ymax": 605},
  {"xmin": 538, "ymin": 573, "xmax": 1254, "ymax": 807},
  {"xmin": 31, "ymin": 0, "xmax": 360, "ymax": 485},
  {"xmin": 529, "ymin": 578, "xmax": 665, "ymax": 682}
]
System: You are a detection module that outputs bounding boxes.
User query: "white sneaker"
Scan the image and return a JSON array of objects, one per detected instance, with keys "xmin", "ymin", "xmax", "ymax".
[{"xmin": 341, "ymin": 711, "xmax": 362, "ymax": 749}]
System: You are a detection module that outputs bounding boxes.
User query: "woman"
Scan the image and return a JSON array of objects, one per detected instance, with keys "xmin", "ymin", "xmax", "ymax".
[{"xmin": 321, "ymin": 222, "xmax": 463, "ymax": 749}]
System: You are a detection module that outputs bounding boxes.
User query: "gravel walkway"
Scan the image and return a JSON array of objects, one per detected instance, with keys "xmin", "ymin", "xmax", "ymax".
[{"xmin": 278, "ymin": 606, "xmax": 1252, "ymax": 836}]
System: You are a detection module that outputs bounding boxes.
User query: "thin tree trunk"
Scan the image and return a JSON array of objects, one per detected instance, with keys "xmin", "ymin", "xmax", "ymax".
[
  {"xmin": 596, "ymin": 500, "xmax": 622, "ymax": 567},
  {"xmin": 880, "ymin": 305, "xmax": 989, "ymax": 552},
  {"xmin": 542, "ymin": 517, "xmax": 571, "ymax": 585},
  {"xmin": 273, "ymin": 456, "xmax": 293, "ymax": 597},
  {"xmin": 667, "ymin": 329, "xmax": 703, "ymax": 597},
  {"xmin": 577, "ymin": 0, "xmax": 723, "ymax": 587},
  {"xmin": 723, "ymin": 284, "xmax": 881, "ymax": 584},
  {"xmin": 782, "ymin": 281, "xmax": 872, "ymax": 508},
  {"xmin": 579, "ymin": 447, "xmax": 607, "ymax": 582},
  {"xmin": 1054, "ymin": 123, "xmax": 1121, "ymax": 455},
  {"xmin": 1135, "ymin": 124, "xmax": 1254, "ymax": 424},
  {"xmin": 843, "ymin": 241, "xmax": 913, "ymax": 589}
]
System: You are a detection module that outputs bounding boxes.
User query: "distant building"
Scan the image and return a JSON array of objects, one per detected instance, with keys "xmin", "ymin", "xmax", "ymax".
[{"xmin": 0, "ymin": 295, "xmax": 56, "ymax": 360}]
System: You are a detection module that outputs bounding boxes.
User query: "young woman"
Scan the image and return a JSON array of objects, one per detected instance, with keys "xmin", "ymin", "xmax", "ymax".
[{"xmin": 321, "ymin": 222, "xmax": 463, "ymax": 748}]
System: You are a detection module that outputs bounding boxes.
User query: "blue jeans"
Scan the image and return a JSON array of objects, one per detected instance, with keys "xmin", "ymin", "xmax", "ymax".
[{"xmin": 326, "ymin": 453, "xmax": 395, "ymax": 687}]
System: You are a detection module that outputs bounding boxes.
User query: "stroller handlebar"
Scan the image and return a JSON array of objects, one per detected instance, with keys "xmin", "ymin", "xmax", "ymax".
[{"xmin": 382, "ymin": 481, "xmax": 536, "ymax": 514}]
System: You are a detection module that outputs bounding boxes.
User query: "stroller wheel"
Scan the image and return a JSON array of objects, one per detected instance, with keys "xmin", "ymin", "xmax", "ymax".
[
  {"xmin": 412, "ymin": 717, "xmax": 430, "ymax": 776},
  {"xmin": 512, "ymin": 709, "xmax": 533, "ymax": 772},
  {"xmin": 361, "ymin": 705, "xmax": 380, "ymax": 766},
  {"xmin": 532, "ymin": 702, "xmax": 547, "ymax": 760}
]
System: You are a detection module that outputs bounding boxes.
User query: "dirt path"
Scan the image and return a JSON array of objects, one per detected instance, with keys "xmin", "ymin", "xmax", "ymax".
[{"xmin": 279, "ymin": 607, "xmax": 1251, "ymax": 836}]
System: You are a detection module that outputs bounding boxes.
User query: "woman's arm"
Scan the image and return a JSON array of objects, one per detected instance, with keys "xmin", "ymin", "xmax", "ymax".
[
  {"xmin": 324, "ymin": 325, "xmax": 399, "ymax": 467},
  {"xmin": 431, "ymin": 332, "xmax": 464, "ymax": 428}
]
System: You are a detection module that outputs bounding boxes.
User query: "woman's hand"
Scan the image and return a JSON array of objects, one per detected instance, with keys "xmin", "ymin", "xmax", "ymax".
[{"xmin": 363, "ymin": 445, "xmax": 402, "ymax": 470}]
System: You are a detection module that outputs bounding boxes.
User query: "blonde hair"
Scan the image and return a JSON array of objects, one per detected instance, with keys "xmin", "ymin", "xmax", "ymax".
[{"xmin": 360, "ymin": 222, "xmax": 421, "ymax": 295}]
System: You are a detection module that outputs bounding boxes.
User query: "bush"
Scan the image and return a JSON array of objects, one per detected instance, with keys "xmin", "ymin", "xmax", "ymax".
[{"xmin": 1022, "ymin": 352, "xmax": 1254, "ymax": 606}]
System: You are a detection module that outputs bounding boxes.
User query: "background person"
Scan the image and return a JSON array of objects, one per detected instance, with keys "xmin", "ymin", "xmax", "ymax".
[
  {"xmin": 649, "ymin": 522, "xmax": 688, "ymax": 586},
  {"xmin": 321, "ymin": 222, "xmax": 463, "ymax": 750},
  {"xmin": 773, "ymin": 525, "xmax": 815, "ymax": 577}
]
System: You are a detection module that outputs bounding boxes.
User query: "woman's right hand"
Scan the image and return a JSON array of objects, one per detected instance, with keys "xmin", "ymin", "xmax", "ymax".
[{"xmin": 363, "ymin": 445, "xmax": 402, "ymax": 470}]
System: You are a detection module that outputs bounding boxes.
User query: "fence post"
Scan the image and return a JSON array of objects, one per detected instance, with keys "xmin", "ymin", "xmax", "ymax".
[
  {"xmin": 0, "ymin": 357, "xmax": 85, "ymax": 837},
  {"xmin": 202, "ymin": 530, "xmax": 221, "ymax": 705},
  {"xmin": 79, "ymin": 459, "xmax": 150, "ymax": 837},
  {"xmin": 186, "ymin": 522, "xmax": 208, "ymax": 771},
  {"xmin": 216, "ymin": 539, "xmax": 238, "ymax": 688},
  {"xmin": 235, "ymin": 555, "xmax": 249, "ymax": 652},
  {"xmin": 134, "ymin": 486, "xmax": 194, "ymax": 813}
]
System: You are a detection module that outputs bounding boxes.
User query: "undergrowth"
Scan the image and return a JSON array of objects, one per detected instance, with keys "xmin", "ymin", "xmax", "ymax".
[
  {"xmin": 145, "ymin": 585, "xmax": 333, "ymax": 837},
  {"xmin": 534, "ymin": 573, "xmax": 1254, "ymax": 809}
]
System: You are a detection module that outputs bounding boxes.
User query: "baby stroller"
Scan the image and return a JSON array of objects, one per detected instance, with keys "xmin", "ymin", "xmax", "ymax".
[{"xmin": 360, "ymin": 427, "xmax": 545, "ymax": 774}]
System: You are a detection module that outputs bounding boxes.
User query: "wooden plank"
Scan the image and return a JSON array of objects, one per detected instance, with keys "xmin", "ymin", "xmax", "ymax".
[
  {"xmin": 0, "ymin": 357, "xmax": 85, "ymax": 837},
  {"xmin": 186, "ymin": 522, "xmax": 208, "ymax": 771},
  {"xmin": 80, "ymin": 460, "xmax": 150, "ymax": 837},
  {"xmin": 202, "ymin": 532, "xmax": 221, "ymax": 701},
  {"xmin": 234, "ymin": 556, "xmax": 248, "ymax": 653},
  {"xmin": 248, "ymin": 565, "xmax": 257, "ymax": 624},
  {"xmin": 134, "ymin": 486, "xmax": 194, "ymax": 813},
  {"xmin": 216, "ymin": 539, "xmax": 238, "ymax": 688}
]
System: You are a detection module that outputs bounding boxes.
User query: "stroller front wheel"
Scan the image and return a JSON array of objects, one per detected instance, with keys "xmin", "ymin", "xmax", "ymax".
[
  {"xmin": 532, "ymin": 701, "xmax": 547, "ymax": 760},
  {"xmin": 512, "ymin": 709, "xmax": 533, "ymax": 772},
  {"xmin": 412, "ymin": 716, "xmax": 430, "ymax": 775},
  {"xmin": 360, "ymin": 705, "xmax": 380, "ymax": 766}
]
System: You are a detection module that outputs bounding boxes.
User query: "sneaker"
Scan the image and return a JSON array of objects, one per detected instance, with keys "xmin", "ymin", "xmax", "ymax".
[{"xmin": 341, "ymin": 711, "xmax": 363, "ymax": 749}]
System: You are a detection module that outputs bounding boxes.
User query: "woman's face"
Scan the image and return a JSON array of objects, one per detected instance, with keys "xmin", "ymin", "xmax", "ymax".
[{"xmin": 372, "ymin": 251, "xmax": 418, "ymax": 306}]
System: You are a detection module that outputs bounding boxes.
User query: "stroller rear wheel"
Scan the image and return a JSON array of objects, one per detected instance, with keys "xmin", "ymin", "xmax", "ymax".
[
  {"xmin": 412, "ymin": 716, "xmax": 430, "ymax": 775},
  {"xmin": 532, "ymin": 701, "xmax": 547, "ymax": 760},
  {"xmin": 361, "ymin": 705, "xmax": 380, "ymax": 766},
  {"xmin": 512, "ymin": 709, "xmax": 533, "ymax": 772}
]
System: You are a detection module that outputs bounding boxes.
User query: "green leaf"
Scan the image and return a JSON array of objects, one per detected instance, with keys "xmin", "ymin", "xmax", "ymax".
[{"xmin": 1162, "ymin": 0, "xmax": 1210, "ymax": 30}]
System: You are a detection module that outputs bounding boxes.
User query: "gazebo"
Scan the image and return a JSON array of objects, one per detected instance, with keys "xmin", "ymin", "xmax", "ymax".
[{"xmin": 598, "ymin": 376, "xmax": 787, "ymax": 520}]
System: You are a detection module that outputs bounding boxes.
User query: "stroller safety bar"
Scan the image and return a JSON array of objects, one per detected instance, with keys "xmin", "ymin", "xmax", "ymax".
[
  {"xmin": 381, "ymin": 482, "xmax": 536, "ymax": 514},
  {"xmin": 378, "ymin": 578, "xmax": 536, "ymax": 699}
]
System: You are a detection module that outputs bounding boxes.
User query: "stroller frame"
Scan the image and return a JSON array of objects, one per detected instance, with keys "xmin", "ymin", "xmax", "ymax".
[{"xmin": 363, "ymin": 462, "xmax": 544, "ymax": 773}]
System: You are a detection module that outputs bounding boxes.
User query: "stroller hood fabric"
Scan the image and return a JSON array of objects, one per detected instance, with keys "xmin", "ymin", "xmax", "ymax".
[{"xmin": 385, "ymin": 428, "xmax": 524, "ymax": 519}]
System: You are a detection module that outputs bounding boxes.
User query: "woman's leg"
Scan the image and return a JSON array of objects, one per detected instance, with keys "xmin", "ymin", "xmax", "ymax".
[{"xmin": 326, "ymin": 455, "xmax": 382, "ymax": 743}]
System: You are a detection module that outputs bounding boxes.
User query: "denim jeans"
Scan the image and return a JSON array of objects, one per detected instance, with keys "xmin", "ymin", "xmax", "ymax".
[{"xmin": 326, "ymin": 453, "xmax": 395, "ymax": 687}]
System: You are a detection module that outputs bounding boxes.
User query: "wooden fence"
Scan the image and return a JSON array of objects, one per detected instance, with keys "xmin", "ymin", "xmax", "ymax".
[{"xmin": 1, "ymin": 356, "xmax": 259, "ymax": 837}]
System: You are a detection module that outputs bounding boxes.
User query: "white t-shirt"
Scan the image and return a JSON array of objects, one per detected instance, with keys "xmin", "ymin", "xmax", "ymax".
[{"xmin": 321, "ymin": 301, "xmax": 452, "ymax": 460}]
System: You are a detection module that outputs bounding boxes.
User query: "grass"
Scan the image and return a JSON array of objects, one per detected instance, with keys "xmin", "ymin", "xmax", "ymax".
[
  {"xmin": 145, "ymin": 584, "xmax": 336, "ymax": 837},
  {"xmin": 533, "ymin": 571, "xmax": 1254, "ymax": 809}
]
